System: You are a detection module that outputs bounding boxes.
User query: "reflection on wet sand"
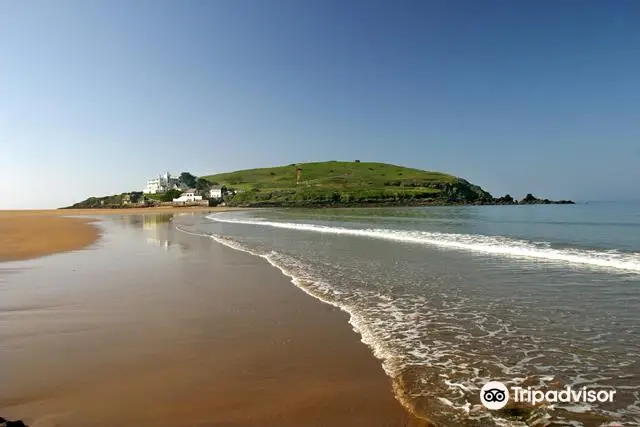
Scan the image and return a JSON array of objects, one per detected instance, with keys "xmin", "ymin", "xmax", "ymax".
[
  {"xmin": 141, "ymin": 214, "xmax": 175, "ymax": 251},
  {"xmin": 114, "ymin": 213, "xmax": 189, "ymax": 251}
]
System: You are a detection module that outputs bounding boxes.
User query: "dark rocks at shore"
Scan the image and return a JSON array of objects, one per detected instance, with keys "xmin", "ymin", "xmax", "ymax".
[
  {"xmin": 492, "ymin": 194, "xmax": 515, "ymax": 204},
  {"xmin": 518, "ymin": 193, "xmax": 575, "ymax": 205},
  {"xmin": 491, "ymin": 193, "xmax": 574, "ymax": 205},
  {"xmin": 0, "ymin": 417, "xmax": 28, "ymax": 427}
]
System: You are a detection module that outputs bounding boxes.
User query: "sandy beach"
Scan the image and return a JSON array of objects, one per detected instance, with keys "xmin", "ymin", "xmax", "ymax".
[
  {"xmin": 0, "ymin": 212, "xmax": 424, "ymax": 426},
  {"xmin": 0, "ymin": 207, "xmax": 235, "ymax": 262},
  {"xmin": 0, "ymin": 216, "xmax": 99, "ymax": 262}
]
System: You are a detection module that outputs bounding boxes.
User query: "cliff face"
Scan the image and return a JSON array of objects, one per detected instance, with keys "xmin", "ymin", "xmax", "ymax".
[{"xmin": 440, "ymin": 179, "xmax": 493, "ymax": 202}]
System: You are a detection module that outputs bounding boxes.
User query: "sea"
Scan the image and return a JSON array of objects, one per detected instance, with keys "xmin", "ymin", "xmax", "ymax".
[{"xmin": 175, "ymin": 202, "xmax": 640, "ymax": 426}]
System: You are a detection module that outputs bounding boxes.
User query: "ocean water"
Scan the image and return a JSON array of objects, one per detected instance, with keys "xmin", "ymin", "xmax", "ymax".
[{"xmin": 176, "ymin": 203, "xmax": 640, "ymax": 426}]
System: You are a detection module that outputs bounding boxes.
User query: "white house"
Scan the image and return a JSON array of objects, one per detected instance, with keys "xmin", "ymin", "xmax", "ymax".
[
  {"xmin": 173, "ymin": 189, "xmax": 203, "ymax": 203},
  {"xmin": 209, "ymin": 186, "xmax": 223, "ymax": 199},
  {"xmin": 143, "ymin": 172, "xmax": 181, "ymax": 194}
]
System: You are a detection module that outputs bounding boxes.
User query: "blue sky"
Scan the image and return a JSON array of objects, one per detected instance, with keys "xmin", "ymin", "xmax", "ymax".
[{"xmin": 1, "ymin": 0, "xmax": 639, "ymax": 208}]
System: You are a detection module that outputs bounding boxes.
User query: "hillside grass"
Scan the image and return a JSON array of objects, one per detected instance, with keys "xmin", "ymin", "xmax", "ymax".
[
  {"xmin": 203, "ymin": 161, "xmax": 490, "ymax": 206},
  {"xmin": 144, "ymin": 193, "xmax": 164, "ymax": 201}
]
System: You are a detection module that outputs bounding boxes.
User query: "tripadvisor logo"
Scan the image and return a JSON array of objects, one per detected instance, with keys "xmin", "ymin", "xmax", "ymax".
[
  {"xmin": 481, "ymin": 381, "xmax": 510, "ymax": 410},
  {"xmin": 480, "ymin": 380, "xmax": 616, "ymax": 410}
]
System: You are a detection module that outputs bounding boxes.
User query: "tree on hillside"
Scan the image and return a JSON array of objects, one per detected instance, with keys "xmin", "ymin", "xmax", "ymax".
[
  {"xmin": 179, "ymin": 172, "xmax": 197, "ymax": 188},
  {"xmin": 195, "ymin": 177, "xmax": 212, "ymax": 193},
  {"xmin": 129, "ymin": 192, "xmax": 144, "ymax": 203},
  {"xmin": 161, "ymin": 189, "xmax": 183, "ymax": 202}
]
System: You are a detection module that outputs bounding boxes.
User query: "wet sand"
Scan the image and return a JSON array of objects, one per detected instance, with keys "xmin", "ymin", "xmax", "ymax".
[
  {"xmin": 0, "ymin": 208, "xmax": 236, "ymax": 262},
  {"xmin": 0, "ymin": 214, "xmax": 424, "ymax": 426}
]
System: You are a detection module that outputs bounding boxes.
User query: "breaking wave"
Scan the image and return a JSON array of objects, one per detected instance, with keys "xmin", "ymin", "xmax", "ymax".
[{"xmin": 206, "ymin": 215, "xmax": 640, "ymax": 274}]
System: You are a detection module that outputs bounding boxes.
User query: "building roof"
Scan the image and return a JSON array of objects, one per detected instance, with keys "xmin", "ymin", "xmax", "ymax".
[
  {"xmin": 185, "ymin": 188, "xmax": 197, "ymax": 193},
  {"xmin": 210, "ymin": 185, "xmax": 222, "ymax": 190}
]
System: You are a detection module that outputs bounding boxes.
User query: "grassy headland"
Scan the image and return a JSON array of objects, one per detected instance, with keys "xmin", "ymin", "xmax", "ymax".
[
  {"xmin": 65, "ymin": 161, "xmax": 574, "ymax": 209},
  {"xmin": 203, "ymin": 161, "xmax": 493, "ymax": 206}
]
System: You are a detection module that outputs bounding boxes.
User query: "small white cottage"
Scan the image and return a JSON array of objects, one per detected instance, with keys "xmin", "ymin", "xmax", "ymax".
[
  {"xmin": 209, "ymin": 186, "xmax": 223, "ymax": 199},
  {"xmin": 173, "ymin": 189, "xmax": 203, "ymax": 203}
]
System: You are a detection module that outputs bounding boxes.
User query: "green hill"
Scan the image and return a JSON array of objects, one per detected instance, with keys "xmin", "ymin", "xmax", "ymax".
[{"xmin": 203, "ymin": 161, "xmax": 493, "ymax": 206}]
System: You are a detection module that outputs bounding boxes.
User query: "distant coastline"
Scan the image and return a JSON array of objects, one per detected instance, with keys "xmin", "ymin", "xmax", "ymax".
[
  {"xmin": 65, "ymin": 161, "xmax": 575, "ymax": 209},
  {"xmin": 63, "ymin": 195, "xmax": 575, "ymax": 210}
]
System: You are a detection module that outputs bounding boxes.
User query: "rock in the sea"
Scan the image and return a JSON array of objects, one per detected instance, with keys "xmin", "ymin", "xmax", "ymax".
[
  {"xmin": 517, "ymin": 193, "xmax": 575, "ymax": 205},
  {"xmin": 494, "ymin": 194, "xmax": 516, "ymax": 204}
]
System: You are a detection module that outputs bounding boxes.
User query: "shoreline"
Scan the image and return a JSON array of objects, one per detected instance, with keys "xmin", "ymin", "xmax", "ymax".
[
  {"xmin": 200, "ymin": 229, "xmax": 433, "ymax": 425},
  {"xmin": 0, "ymin": 214, "xmax": 425, "ymax": 426}
]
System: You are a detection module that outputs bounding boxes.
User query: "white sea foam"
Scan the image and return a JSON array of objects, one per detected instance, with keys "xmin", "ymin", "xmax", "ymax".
[{"xmin": 206, "ymin": 214, "xmax": 640, "ymax": 273}]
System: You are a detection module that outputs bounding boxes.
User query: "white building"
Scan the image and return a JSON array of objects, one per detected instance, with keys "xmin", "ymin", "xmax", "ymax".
[
  {"xmin": 143, "ymin": 172, "xmax": 181, "ymax": 194},
  {"xmin": 172, "ymin": 189, "xmax": 203, "ymax": 203},
  {"xmin": 209, "ymin": 186, "xmax": 223, "ymax": 199}
]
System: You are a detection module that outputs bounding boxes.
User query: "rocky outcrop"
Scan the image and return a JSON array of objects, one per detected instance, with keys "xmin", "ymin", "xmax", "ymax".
[
  {"xmin": 0, "ymin": 417, "xmax": 28, "ymax": 427},
  {"xmin": 518, "ymin": 193, "xmax": 575, "ymax": 205},
  {"xmin": 494, "ymin": 194, "xmax": 515, "ymax": 204},
  {"xmin": 436, "ymin": 179, "xmax": 493, "ymax": 203},
  {"xmin": 491, "ymin": 193, "xmax": 574, "ymax": 205}
]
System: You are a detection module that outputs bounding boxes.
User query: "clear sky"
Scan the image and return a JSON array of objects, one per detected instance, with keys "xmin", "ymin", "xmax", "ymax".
[{"xmin": 1, "ymin": 0, "xmax": 639, "ymax": 208}]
